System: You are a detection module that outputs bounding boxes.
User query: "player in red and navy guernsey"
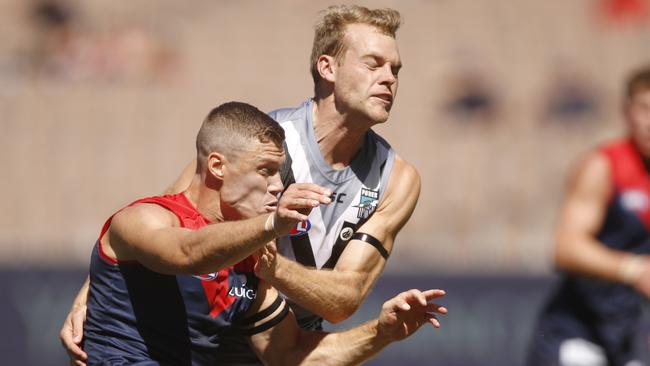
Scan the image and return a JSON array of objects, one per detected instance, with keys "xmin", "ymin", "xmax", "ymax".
[
  {"xmin": 528, "ymin": 66, "xmax": 650, "ymax": 365},
  {"xmin": 81, "ymin": 102, "xmax": 447, "ymax": 365}
]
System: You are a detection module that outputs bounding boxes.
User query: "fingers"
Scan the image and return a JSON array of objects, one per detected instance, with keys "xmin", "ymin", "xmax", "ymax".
[
  {"xmin": 425, "ymin": 313, "xmax": 441, "ymax": 328},
  {"xmin": 71, "ymin": 307, "xmax": 86, "ymax": 343},
  {"xmin": 60, "ymin": 310, "xmax": 88, "ymax": 362},
  {"xmin": 287, "ymin": 183, "xmax": 332, "ymax": 198},
  {"xmin": 426, "ymin": 303, "xmax": 448, "ymax": 314},
  {"xmin": 393, "ymin": 289, "xmax": 448, "ymax": 314},
  {"xmin": 264, "ymin": 241, "xmax": 277, "ymax": 256},
  {"xmin": 422, "ymin": 289, "xmax": 446, "ymax": 300},
  {"xmin": 280, "ymin": 184, "xmax": 332, "ymax": 209}
]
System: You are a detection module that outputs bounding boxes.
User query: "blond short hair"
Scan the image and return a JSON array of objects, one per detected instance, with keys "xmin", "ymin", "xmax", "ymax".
[{"xmin": 309, "ymin": 5, "xmax": 402, "ymax": 86}]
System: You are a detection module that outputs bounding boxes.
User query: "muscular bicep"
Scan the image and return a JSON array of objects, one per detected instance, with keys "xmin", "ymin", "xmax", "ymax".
[
  {"xmin": 247, "ymin": 282, "xmax": 301, "ymax": 365},
  {"xmin": 106, "ymin": 203, "xmax": 195, "ymax": 274},
  {"xmin": 335, "ymin": 157, "xmax": 421, "ymax": 291},
  {"xmin": 556, "ymin": 152, "xmax": 612, "ymax": 245}
]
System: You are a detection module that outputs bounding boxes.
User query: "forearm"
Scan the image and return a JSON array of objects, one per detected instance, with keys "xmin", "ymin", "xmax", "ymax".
[
  {"xmin": 288, "ymin": 320, "xmax": 391, "ymax": 365},
  {"xmin": 555, "ymin": 235, "xmax": 641, "ymax": 284},
  {"xmin": 175, "ymin": 213, "xmax": 276, "ymax": 274},
  {"xmin": 268, "ymin": 256, "xmax": 367, "ymax": 323},
  {"xmin": 76, "ymin": 276, "xmax": 90, "ymax": 305}
]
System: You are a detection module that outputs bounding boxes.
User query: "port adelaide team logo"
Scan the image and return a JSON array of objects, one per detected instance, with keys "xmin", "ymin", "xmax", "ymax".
[{"xmin": 355, "ymin": 188, "xmax": 379, "ymax": 219}]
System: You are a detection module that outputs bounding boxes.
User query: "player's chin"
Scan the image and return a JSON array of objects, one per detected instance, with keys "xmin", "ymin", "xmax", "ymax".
[{"xmin": 367, "ymin": 105, "xmax": 391, "ymax": 123}]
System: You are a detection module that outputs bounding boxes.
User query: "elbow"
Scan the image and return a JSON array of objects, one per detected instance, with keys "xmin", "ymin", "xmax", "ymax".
[
  {"xmin": 173, "ymin": 244, "xmax": 207, "ymax": 275},
  {"xmin": 553, "ymin": 236, "xmax": 577, "ymax": 271},
  {"xmin": 322, "ymin": 302, "xmax": 360, "ymax": 324}
]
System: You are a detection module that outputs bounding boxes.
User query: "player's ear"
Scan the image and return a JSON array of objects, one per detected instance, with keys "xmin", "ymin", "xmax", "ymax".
[
  {"xmin": 317, "ymin": 55, "xmax": 336, "ymax": 83},
  {"xmin": 207, "ymin": 152, "xmax": 226, "ymax": 180}
]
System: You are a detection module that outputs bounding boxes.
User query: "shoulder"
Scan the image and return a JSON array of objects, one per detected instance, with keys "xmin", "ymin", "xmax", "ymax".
[
  {"xmin": 111, "ymin": 202, "xmax": 179, "ymax": 233},
  {"xmin": 572, "ymin": 149, "xmax": 611, "ymax": 184},
  {"xmin": 566, "ymin": 148, "xmax": 612, "ymax": 199},
  {"xmin": 268, "ymin": 99, "xmax": 310, "ymax": 124},
  {"xmin": 375, "ymin": 154, "xmax": 420, "ymax": 218},
  {"xmin": 385, "ymin": 154, "xmax": 421, "ymax": 196}
]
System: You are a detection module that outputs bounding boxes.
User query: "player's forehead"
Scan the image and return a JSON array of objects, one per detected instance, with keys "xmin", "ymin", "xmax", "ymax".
[
  {"xmin": 341, "ymin": 23, "xmax": 400, "ymax": 62},
  {"xmin": 630, "ymin": 87, "xmax": 650, "ymax": 104},
  {"xmin": 239, "ymin": 140, "xmax": 285, "ymax": 164}
]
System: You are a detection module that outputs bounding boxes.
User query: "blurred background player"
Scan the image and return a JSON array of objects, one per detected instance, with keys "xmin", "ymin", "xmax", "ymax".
[
  {"xmin": 61, "ymin": 5, "xmax": 422, "ymax": 365},
  {"xmin": 528, "ymin": 65, "xmax": 650, "ymax": 366}
]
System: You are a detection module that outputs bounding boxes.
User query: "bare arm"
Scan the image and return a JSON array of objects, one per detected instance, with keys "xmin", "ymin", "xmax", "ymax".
[
  {"xmin": 106, "ymin": 203, "xmax": 277, "ymax": 274},
  {"xmin": 107, "ymin": 182, "xmax": 330, "ymax": 275},
  {"xmin": 60, "ymin": 276, "xmax": 90, "ymax": 366},
  {"xmin": 257, "ymin": 156, "xmax": 421, "ymax": 323},
  {"xmin": 247, "ymin": 281, "xmax": 446, "ymax": 366},
  {"xmin": 553, "ymin": 151, "xmax": 650, "ymax": 293}
]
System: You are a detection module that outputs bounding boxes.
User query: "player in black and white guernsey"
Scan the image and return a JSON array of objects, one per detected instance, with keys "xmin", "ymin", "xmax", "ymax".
[
  {"xmin": 61, "ymin": 6, "xmax": 427, "ymax": 366},
  {"xmin": 267, "ymin": 98, "xmax": 395, "ymax": 330}
]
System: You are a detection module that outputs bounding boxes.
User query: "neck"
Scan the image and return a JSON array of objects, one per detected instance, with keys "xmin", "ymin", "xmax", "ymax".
[
  {"xmin": 183, "ymin": 175, "xmax": 224, "ymax": 222},
  {"xmin": 312, "ymin": 96, "xmax": 371, "ymax": 170}
]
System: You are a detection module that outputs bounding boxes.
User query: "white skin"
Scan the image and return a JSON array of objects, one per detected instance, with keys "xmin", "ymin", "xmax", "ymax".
[
  {"xmin": 60, "ymin": 139, "xmax": 332, "ymax": 364},
  {"xmin": 554, "ymin": 88, "xmax": 650, "ymax": 298},
  {"xmin": 313, "ymin": 23, "xmax": 401, "ymax": 169},
  {"xmin": 330, "ymin": 23, "xmax": 400, "ymax": 124},
  {"xmin": 60, "ymin": 137, "xmax": 448, "ymax": 365},
  {"xmin": 61, "ymin": 22, "xmax": 427, "ymax": 364}
]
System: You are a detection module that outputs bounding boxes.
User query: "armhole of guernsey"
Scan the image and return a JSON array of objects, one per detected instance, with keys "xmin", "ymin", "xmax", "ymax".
[{"xmin": 238, "ymin": 294, "xmax": 290, "ymax": 335}]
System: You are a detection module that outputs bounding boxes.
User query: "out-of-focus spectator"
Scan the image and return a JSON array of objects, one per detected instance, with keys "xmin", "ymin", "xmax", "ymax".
[
  {"xmin": 442, "ymin": 71, "xmax": 499, "ymax": 125},
  {"xmin": 27, "ymin": 0, "xmax": 179, "ymax": 83},
  {"xmin": 540, "ymin": 68, "xmax": 601, "ymax": 125}
]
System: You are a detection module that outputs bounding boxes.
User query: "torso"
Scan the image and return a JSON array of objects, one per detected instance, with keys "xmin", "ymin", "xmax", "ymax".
[
  {"xmin": 532, "ymin": 139, "xmax": 650, "ymax": 363},
  {"xmin": 84, "ymin": 193, "xmax": 258, "ymax": 366},
  {"xmin": 270, "ymin": 99, "xmax": 395, "ymax": 326}
]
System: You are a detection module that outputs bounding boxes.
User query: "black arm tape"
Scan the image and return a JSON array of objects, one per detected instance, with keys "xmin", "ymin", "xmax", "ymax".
[
  {"xmin": 240, "ymin": 295, "xmax": 283, "ymax": 325},
  {"xmin": 240, "ymin": 299, "xmax": 290, "ymax": 336},
  {"xmin": 351, "ymin": 232, "xmax": 389, "ymax": 260}
]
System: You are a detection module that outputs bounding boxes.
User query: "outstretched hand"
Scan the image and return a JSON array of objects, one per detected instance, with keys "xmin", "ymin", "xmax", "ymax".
[
  {"xmin": 377, "ymin": 289, "xmax": 447, "ymax": 342},
  {"xmin": 272, "ymin": 183, "xmax": 331, "ymax": 235}
]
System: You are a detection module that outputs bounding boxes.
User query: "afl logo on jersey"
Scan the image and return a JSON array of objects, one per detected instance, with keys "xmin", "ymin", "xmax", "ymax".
[
  {"xmin": 193, "ymin": 273, "xmax": 218, "ymax": 281},
  {"xmin": 289, "ymin": 220, "xmax": 311, "ymax": 237},
  {"xmin": 621, "ymin": 189, "xmax": 650, "ymax": 213}
]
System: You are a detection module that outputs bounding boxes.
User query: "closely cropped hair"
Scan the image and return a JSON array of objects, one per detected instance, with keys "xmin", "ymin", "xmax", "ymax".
[
  {"xmin": 626, "ymin": 65, "xmax": 650, "ymax": 99},
  {"xmin": 309, "ymin": 5, "xmax": 402, "ymax": 86},
  {"xmin": 195, "ymin": 102, "xmax": 284, "ymax": 171}
]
